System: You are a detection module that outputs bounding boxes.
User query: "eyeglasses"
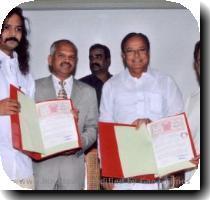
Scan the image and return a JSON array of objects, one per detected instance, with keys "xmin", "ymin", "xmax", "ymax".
[{"xmin": 124, "ymin": 48, "xmax": 148, "ymax": 56}]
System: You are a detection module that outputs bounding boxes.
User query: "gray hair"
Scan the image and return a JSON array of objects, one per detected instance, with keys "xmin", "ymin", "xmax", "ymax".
[{"xmin": 49, "ymin": 39, "xmax": 78, "ymax": 56}]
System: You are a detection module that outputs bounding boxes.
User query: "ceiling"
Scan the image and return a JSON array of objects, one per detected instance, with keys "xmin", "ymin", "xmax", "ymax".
[{"xmin": 20, "ymin": 0, "xmax": 186, "ymax": 10}]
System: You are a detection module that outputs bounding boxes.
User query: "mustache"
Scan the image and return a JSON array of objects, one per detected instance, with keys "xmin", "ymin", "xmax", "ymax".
[
  {"xmin": 5, "ymin": 37, "xmax": 19, "ymax": 43},
  {"xmin": 91, "ymin": 63, "xmax": 101, "ymax": 68},
  {"xmin": 61, "ymin": 62, "xmax": 72, "ymax": 67}
]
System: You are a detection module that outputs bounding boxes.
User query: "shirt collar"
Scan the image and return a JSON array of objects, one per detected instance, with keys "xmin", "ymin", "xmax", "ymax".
[
  {"xmin": 0, "ymin": 50, "xmax": 18, "ymax": 69},
  {"xmin": 91, "ymin": 72, "xmax": 112, "ymax": 82},
  {"xmin": 0, "ymin": 49, "xmax": 17, "ymax": 60},
  {"xmin": 52, "ymin": 74, "xmax": 73, "ymax": 88},
  {"xmin": 124, "ymin": 67, "xmax": 153, "ymax": 83}
]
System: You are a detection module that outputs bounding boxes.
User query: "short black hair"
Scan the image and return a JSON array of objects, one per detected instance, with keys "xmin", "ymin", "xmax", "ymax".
[
  {"xmin": 121, "ymin": 32, "xmax": 150, "ymax": 53},
  {"xmin": 89, "ymin": 43, "xmax": 111, "ymax": 59}
]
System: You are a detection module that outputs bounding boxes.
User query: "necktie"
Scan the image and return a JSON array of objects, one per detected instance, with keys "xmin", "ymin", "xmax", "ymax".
[{"xmin": 57, "ymin": 81, "xmax": 67, "ymax": 99}]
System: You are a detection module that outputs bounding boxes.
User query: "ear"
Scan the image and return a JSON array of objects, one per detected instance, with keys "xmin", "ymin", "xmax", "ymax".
[
  {"xmin": 147, "ymin": 51, "xmax": 150, "ymax": 59},
  {"xmin": 75, "ymin": 57, "xmax": 78, "ymax": 66},
  {"xmin": 48, "ymin": 55, "xmax": 52, "ymax": 66},
  {"xmin": 121, "ymin": 52, "xmax": 126, "ymax": 60},
  {"xmin": 107, "ymin": 58, "xmax": 111, "ymax": 67}
]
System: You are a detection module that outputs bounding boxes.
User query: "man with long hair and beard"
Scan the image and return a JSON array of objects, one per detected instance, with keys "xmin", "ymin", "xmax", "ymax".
[{"xmin": 0, "ymin": 7, "xmax": 35, "ymax": 189}]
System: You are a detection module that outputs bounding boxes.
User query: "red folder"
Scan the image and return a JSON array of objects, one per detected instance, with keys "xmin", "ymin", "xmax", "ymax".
[
  {"xmin": 10, "ymin": 84, "xmax": 81, "ymax": 160},
  {"xmin": 98, "ymin": 122, "xmax": 156, "ymax": 181},
  {"xmin": 99, "ymin": 113, "xmax": 198, "ymax": 181},
  {"xmin": 182, "ymin": 113, "xmax": 198, "ymax": 158}
]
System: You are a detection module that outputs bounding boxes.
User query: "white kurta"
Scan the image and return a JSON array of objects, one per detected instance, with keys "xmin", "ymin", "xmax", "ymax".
[
  {"xmin": 99, "ymin": 68, "xmax": 184, "ymax": 190},
  {"xmin": 0, "ymin": 50, "xmax": 35, "ymax": 180}
]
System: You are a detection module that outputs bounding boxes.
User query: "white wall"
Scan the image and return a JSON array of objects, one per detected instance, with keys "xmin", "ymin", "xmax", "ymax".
[{"xmin": 23, "ymin": 9, "xmax": 200, "ymax": 101}]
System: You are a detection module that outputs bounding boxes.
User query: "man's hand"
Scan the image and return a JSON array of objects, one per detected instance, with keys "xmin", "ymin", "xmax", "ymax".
[
  {"xmin": 101, "ymin": 182, "xmax": 114, "ymax": 190},
  {"xmin": 132, "ymin": 118, "xmax": 151, "ymax": 129},
  {"xmin": 0, "ymin": 98, "xmax": 20, "ymax": 115}
]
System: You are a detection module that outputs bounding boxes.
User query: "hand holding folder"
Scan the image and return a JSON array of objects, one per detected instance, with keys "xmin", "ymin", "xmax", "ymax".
[
  {"xmin": 0, "ymin": 98, "xmax": 20, "ymax": 115},
  {"xmin": 10, "ymin": 84, "xmax": 81, "ymax": 160},
  {"xmin": 99, "ymin": 113, "xmax": 198, "ymax": 180}
]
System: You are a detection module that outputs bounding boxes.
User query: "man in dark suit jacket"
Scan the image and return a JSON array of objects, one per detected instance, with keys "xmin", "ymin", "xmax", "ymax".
[
  {"xmin": 80, "ymin": 43, "xmax": 112, "ymax": 107},
  {"xmin": 79, "ymin": 44, "xmax": 112, "ymax": 189},
  {"xmin": 33, "ymin": 39, "xmax": 98, "ymax": 190}
]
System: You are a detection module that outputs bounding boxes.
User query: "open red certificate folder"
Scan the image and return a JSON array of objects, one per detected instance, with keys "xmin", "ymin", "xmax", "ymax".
[
  {"xmin": 99, "ymin": 113, "xmax": 198, "ymax": 180},
  {"xmin": 10, "ymin": 84, "xmax": 81, "ymax": 160}
]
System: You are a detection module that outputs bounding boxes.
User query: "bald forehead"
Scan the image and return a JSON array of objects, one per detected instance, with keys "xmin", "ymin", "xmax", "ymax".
[
  {"xmin": 50, "ymin": 41, "xmax": 77, "ymax": 55},
  {"xmin": 56, "ymin": 42, "xmax": 75, "ymax": 51}
]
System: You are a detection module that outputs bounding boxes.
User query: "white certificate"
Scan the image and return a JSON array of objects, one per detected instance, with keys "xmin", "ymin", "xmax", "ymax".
[
  {"xmin": 100, "ymin": 113, "xmax": 197, "ymax": 179},
  {"xmin": 18, "ymin": 91, "xmax": 81, "ymax": 157},
  {"xmin": 36, "ymin": 100, "xmax": 78, "ymax": 150},
  {"xmin": 147, "ymin": 114, "xmax": 197, "ymax": 177}
]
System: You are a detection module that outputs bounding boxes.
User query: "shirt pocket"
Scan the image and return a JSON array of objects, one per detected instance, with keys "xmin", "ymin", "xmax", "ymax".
[
  {"xmin": 115, "ymin": 92, "xmax": 134, "ymax": 106},
  {"xmin": 114, "ymin": 93, "xmax": 137, "ymax": 118},
  {"xmin": 147, "ymin": 92, "xmax": 163, "ymax": 115}
]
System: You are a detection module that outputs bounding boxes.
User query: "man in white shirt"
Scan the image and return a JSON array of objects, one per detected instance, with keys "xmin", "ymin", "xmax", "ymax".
[
  {"xmin": 0, "ymin": 7, "xmax": 35, "ymax": 189},
  {"xmin": 99, "ymin": 32, "xmax": 184, "ymax": 190}
]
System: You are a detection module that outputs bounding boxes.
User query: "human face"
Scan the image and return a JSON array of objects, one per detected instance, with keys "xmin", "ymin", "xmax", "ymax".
[
  {"xmin": 48, "ymin": 43, "xmax": 77, "ymax": 80},
  {"xmin": 0, "ymin": 14, "xmax": 22, "ymax": 56},
  {"xmin": 122, "ymin": 36, "xmax": 150, "ymax": 78},
  {"xmin": 89, "ymin": 48, "xmax": 110, "ymax": 75}
]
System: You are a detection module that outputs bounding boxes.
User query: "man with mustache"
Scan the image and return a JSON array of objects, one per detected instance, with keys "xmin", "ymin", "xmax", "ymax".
[
  {"xmin": 33, "ymin": 39, "xmax": 98, "ymax": 190},
  {"xmin": 80, "ymin": 44, "xmax": 112, "ymax": 107},
  {"xmin": 80, "ymin": 44, "xmax": 112, "ymax": 189},
  {"xmin": 0, "ymin": 7, "xmax": 35, "ymax": 189},
  {"xmin": 99, "ymin": 32, "xmax": 184, "ymax": 190}
]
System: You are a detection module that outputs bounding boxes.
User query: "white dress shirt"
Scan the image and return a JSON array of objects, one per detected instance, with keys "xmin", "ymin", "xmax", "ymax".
[
  {"xmin": 185, "ymin": 89, "xmax": 200, "ymax": 183},
  {"xmin": 99, "ymin": 68, "xmax": 184, "ymax": 190},
  {"xmin": 100, "ymin": 68, "xmax": 184, "ymax": 123},
  {"xmin": 0, "ymin": 50, "xmax": 35, "ymax": 180},
  {"xmin": 52, "ymin": 74, "xmax": 73, "ymax": 98}
]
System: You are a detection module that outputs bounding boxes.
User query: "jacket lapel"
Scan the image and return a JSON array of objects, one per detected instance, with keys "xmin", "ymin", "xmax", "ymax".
[
  {"xmin": 71, "ymin": 79, "xmax": 82, "ymax": 108},
  {"xmin": 47, "ymin": 75, "xmax": 57, "ymax": 99}
]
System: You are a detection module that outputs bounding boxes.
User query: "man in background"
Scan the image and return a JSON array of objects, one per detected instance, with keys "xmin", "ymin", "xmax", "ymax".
[
  {"xmin": 80, "ymin": 43, "xmax": 112, "ymax": 189},
  {"xmin": 80, "ymin": 43, "xmax": 112, "ymax": 107}
]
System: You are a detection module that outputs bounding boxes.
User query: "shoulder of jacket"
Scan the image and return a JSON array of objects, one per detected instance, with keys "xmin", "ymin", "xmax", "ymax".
[{"xmin": 74, "ymin": 79, "xmax": 95, "ymax": 91}]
